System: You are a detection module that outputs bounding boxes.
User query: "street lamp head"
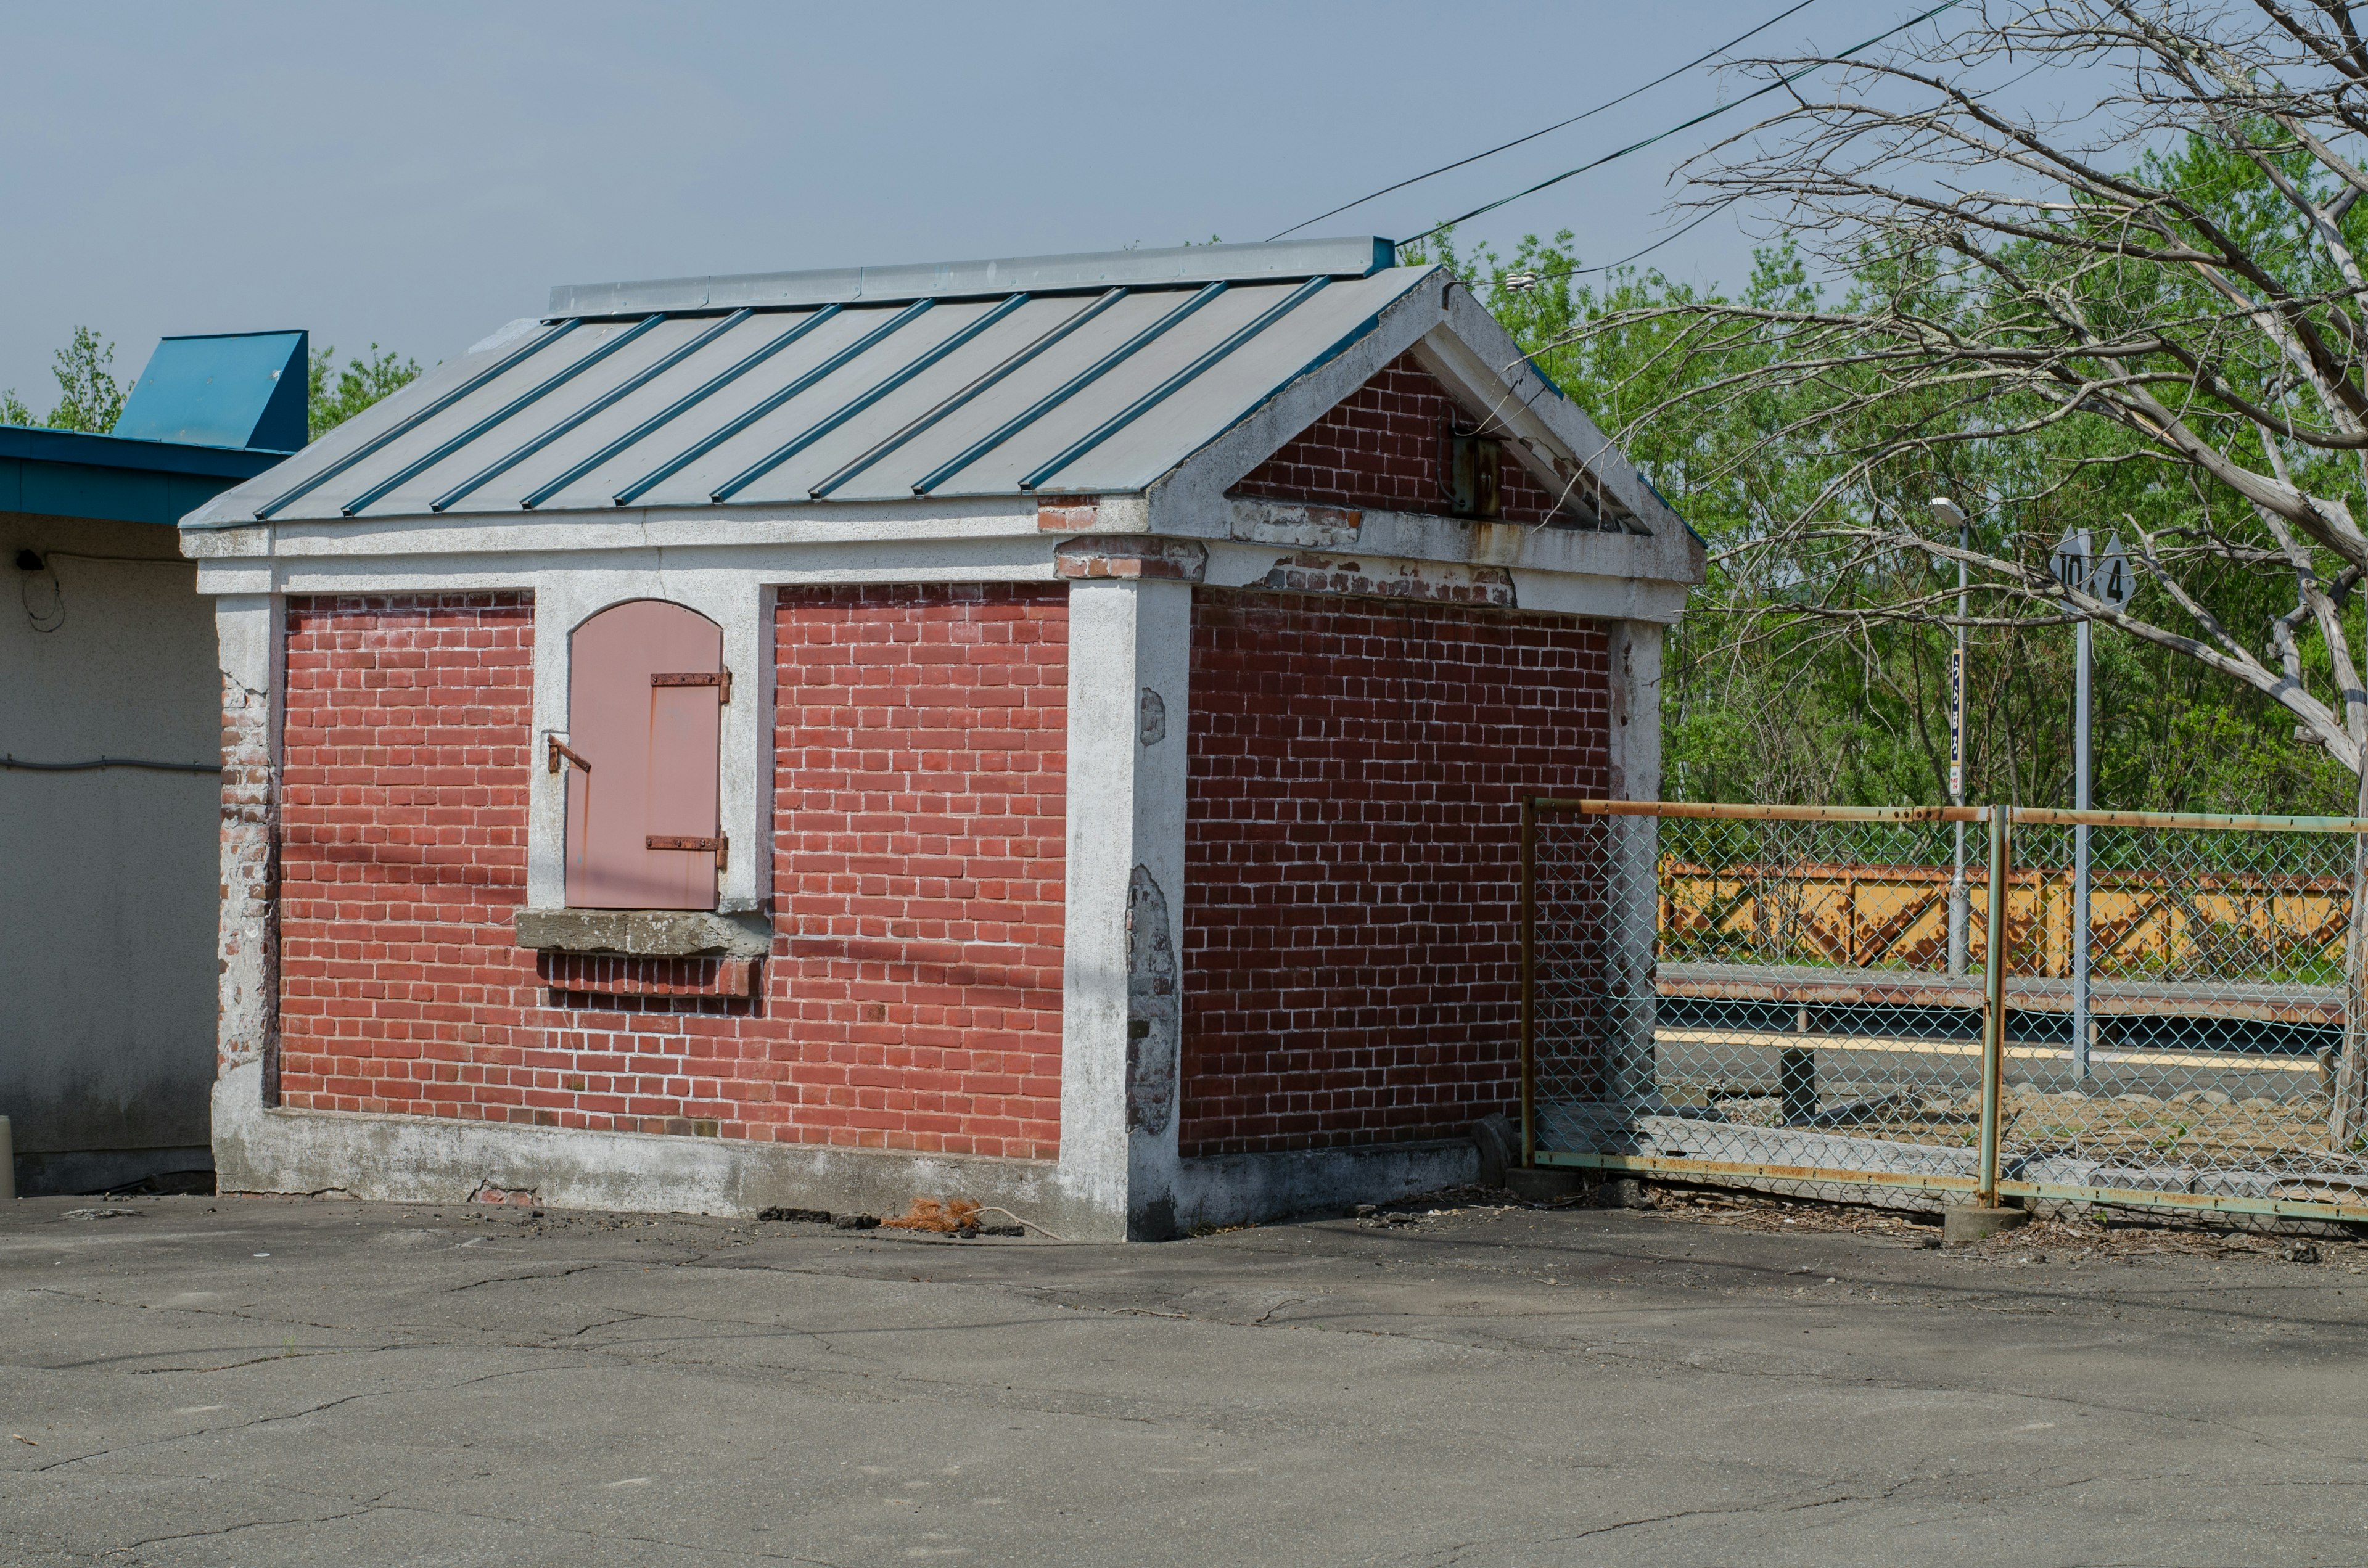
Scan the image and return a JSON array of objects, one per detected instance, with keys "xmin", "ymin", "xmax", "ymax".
[{"xmin": 1928, "ymin": 496, "xmax": 1968, "ymax": 529}]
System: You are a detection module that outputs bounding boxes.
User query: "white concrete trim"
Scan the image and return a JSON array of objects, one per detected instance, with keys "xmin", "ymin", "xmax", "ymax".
[
  {"xmin": 195, "ymin": 536, "xmax": 1067, "ymax": 599},
  {"xmin": 1053, "ymin": 577, "xmax": 1194, "ymax": 1238},
  {"xmin": 1605, "ymin": 622, "xmax": 1665, "ymax": 1102},
  {"xmin": 183, "ymin": 496, "xmax": 1040, "ymax": 560}
]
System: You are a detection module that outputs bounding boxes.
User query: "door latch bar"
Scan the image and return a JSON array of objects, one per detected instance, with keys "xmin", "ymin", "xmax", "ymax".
[
  {"xmin": 652, "ymin": 670, "xmax": 732, "ymax": 702},
  {"xmin": 648, "ymin": 832, "xmax": 728, "ymax": 869}
]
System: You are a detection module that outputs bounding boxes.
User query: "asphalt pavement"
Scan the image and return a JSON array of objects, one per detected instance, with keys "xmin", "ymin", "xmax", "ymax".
[{"xmin": 4, "ymin": 1185, "xmax": 2364, "ymax": 1566}]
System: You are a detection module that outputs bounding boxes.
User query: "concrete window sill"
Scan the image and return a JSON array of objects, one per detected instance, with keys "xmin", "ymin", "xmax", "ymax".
[{"xmin": 514, "ymin": 908, "xmax": 772, "ymax": 959}]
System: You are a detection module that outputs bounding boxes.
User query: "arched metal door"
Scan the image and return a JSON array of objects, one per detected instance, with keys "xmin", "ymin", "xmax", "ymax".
[{"xmin": 564, "ymin": 599, "xmax": 726, "ymax": 910}]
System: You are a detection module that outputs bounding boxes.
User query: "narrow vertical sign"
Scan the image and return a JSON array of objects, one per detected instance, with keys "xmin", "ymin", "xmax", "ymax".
[{"xmin": 1949, "ymin": 644, "xmax": 1965, "ymax": 800}]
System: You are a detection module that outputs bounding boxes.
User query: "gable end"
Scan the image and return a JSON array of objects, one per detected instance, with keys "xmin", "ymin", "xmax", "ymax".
[{"xmin": 1227, "ymin": 351, "xmax": 1629, "ymax": 530}]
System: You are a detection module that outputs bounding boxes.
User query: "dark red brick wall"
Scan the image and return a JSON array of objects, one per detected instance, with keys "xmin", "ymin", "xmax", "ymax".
[
  {"xmin": 1179, "ymin": 591, "xmax": 1611, "ymax": 1157},
  {"xmin": 1230, "ymin": 350, "xmax": 1569, "ymax": 524},
  {"xmin": 276, "ymin": 585, "xmax": 1067, "ymax": 1162}
]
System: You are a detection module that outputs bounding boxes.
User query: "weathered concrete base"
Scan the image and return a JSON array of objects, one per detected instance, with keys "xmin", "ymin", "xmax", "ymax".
[
  {"xmin": 1944, "ymin": 1205, "xmax": 2033, "ymax": 1246},
  {"xmin": 210, "ymin": 1062, "xmax": 1112, "ymax": 1237},
  {"xmin": 1172, "ymin": 1138, "xmax": 1479, "ymax": 1233},
  {"xmin": 1544, "ymin": 1104, "xmax": 2104, "ymax": 1217},
  {"xmin": 11, "ymin": 1144, "xmax": 215, "ymax": 1197},
  {"xmin": 1505, "ymin": 1166, "xmax": 1587, "ymax": 1203},
  {"xmin": 213, "ymin": 1067, "xmax": 1495, "ymax": 1242},
  {"xmin": 1470, "ymin": 1113, "xmax": 1517, "ymax": 1188}
]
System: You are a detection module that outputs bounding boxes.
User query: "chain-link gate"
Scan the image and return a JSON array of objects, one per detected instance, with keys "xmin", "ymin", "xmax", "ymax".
[{"xmin": 1520, "ymin": 800, "xmax": 2368, "ymax": 1226}]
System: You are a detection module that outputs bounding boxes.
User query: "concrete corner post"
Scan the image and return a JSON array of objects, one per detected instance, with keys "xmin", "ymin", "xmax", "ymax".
[
  {"xmin": 1606, "ymin": 622, "xmax": 1663, "ymax": 1106},
  {"xmin": 1055, "ymin": 573, "xmax": 1194, "ymax": 1241},
  {"xmin": 213, "ymin": 591, "xmax": 283, "ymax": 1124}
]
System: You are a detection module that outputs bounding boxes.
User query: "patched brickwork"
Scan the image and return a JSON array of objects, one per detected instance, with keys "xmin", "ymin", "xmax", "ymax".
[
  {"xmin": 1229, "ymin": 351, "xmax": 1571, "ymax": 524},
  {"xmin": 1179, "ymin": 591, "xmax": 1611, "ymax": 1157},
  {"xmin": 274, "ymin": 585, "xmax": 1067, "ymax": 1162},
  {"xmin": 218, "ymin": 663, "xmax": 277, "ymax": 1077}
]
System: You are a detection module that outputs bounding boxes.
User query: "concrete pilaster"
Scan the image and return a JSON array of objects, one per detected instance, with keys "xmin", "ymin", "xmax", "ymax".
[
  {"xmin": 213, "ymin": 593, "xmax": 282, "ymax": 1093},
  {"xmin": 1054, "ymin": 576, "xmax": 1194, "ymax": 1240},
  {"xmin": 1606, "ymin": 620, "xmax": 1664, "ymax": 1104}
]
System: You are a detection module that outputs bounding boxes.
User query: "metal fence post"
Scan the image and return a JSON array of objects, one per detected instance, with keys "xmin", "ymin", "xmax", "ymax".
[
  {"xmin": 1519, "ymin": 797, "xmax": 1537, "ymax": 1171},
  {"xmin": 1978, "ymin": 805, "xmax": 2010, "ymax": 1207}
]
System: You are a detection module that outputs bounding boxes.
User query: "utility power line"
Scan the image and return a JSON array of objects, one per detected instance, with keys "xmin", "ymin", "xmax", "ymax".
[
  {"xmin": 1268, "ymin": 0, "xmax": 1823, "ymax": 242},
  {"xmin": 1392, "ymin": 0, "xmax": 1963, "ymax": 257}
]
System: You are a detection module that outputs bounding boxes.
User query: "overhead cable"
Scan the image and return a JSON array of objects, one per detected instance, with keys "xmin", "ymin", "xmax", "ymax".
[
  {"xmin": 1393, "ymin": 0, "xmax": 1964, "ymax": 256},
  {"xmin": 1269, "ymin": 0, "xmax": 1823, "ymax": 241}
]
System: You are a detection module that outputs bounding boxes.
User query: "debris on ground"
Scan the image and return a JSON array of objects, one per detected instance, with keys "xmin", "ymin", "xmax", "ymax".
[
  {"xmin": 758, "ymin": 1206, "xmax": 833, "ymax": 1225},
  {"xmin": 883, "ymin": 1197, "xmax": 984, "ymax": 1234},
  {"xmin": 1331, "ymin": 1180, "xmax": 2368, "ymax": 1268},
  {"xmin": 60, "ymin": 1207, "xmax": 138, "ymax": 1221}
]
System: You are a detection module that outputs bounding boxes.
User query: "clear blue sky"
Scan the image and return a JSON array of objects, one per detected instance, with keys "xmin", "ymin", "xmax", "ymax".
[{"xmin": 0, "ymin": 0, "xmax": 1930, "ymax": 411}]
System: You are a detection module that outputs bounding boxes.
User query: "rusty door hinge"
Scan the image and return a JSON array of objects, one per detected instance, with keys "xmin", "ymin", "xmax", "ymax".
[
  {"xmin": 653, "ymin": 669, "xmax": 732, "ymax": 703},
  {"xmin": 548, "ymin": 737, "xmax": 593, "ymax": 774},
  {"xmin": 648, "ymin": 833, "xmax": 728, "ymax": 868}
]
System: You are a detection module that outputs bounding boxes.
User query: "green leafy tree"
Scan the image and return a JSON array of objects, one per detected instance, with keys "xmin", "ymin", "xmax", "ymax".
[
  {"xmin": 1551, "ymin": 4, "xmax": 2368, "ymax": 821},
  {"xmin": 1407, "ymin": 202, "xmax": 2356, "ymax": 820},
  {"xmin": 14, "ymin": 326, "xmax": 128, "ymax": 433},
  {"xmin": 308, "ymin": 343, "xmax": 422, "ymax": 439}
]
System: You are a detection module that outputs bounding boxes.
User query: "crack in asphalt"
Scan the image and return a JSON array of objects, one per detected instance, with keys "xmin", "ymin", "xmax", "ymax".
[
  {"xmin": 25, "ymin": 1365, "xmax": 562, "ymax": 1475},
  {"xmin": 107, "ymin": 1493, "xmax": 845, "ymax": 1566}
]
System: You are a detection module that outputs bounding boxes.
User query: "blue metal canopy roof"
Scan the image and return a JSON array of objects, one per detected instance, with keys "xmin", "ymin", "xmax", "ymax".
[
  {"xmin": 114, "ymin": 330, "xmax": 308, "ymax": 453},
  {"xmin": 0, "ymin": 425, "xmax": 290, "ymax": 527},
  {"xmin": 189, "ymin": 238, "xmax": 1450, "ymax": 527}
]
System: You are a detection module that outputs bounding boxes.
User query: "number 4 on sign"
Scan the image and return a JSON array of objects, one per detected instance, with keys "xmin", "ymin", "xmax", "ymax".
[{"xmin": 2095, "ymin": 536, "xmax": 2132, "ymax": 608}]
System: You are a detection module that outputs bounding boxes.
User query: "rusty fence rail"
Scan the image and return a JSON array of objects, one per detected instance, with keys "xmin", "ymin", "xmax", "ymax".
[{"xmin": 1519, "ymin": 800, "xmax": 2368, "ymax": 1228}]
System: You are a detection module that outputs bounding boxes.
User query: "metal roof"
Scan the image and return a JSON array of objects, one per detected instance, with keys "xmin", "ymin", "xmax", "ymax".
[
  {"xmin": 2, "ymin": 425, "xmax": 288, "ymax": 527},
  {"xmin": 191, "ymin": 238, "xmax": 1453, "ymax": 527}
]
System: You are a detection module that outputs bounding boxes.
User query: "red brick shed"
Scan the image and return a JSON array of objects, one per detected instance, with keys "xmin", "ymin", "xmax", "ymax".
[{"xmin": 183, "ymin": 237, "xmax": 1701, "ymax": 1238}]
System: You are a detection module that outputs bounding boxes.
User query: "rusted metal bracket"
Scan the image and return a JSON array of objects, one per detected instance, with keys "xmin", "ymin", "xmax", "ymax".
[
  {"xmin": 547, "ymin": 737, "xmax": 593, "ymax": 775},
  {"xmin": 652, "ymin": 669, "xmax": 732, "ymax": 703},
  {"xmin": 648, "ymin": 832, "xmax": 728, "ymax": 869}
]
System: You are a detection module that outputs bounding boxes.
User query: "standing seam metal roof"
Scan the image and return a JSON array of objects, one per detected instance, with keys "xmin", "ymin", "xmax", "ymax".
[{"xmin": 202, "ymin": 238, "xmax": 1463, "ymax": 527}]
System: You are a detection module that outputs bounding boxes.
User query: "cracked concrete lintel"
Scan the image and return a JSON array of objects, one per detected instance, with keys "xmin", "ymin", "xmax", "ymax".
[{"xmin": 512, "ymin": 908, "xmax": 771, "ymax": 959}]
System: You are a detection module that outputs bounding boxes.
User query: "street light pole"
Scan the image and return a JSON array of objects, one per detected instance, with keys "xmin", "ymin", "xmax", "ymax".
[{"xmin": 1931, "ymin": 498, "xmax": 1971, "ymax": 977}]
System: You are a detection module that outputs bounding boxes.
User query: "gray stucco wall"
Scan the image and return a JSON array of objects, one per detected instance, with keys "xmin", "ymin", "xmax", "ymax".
[{"xmin": 2, "ymin": 512, "xmax": 220, "ymax": 1190}]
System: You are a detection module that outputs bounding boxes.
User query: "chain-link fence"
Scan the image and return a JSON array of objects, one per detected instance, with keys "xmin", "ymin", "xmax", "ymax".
[{"xmin": 1521, "ymin": 800, "xmax": 2368, "ymax": 1226}]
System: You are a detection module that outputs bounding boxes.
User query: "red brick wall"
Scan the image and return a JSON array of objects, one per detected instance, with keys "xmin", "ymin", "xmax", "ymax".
[
  {"xmin": 275, "ymin": 584, "xmax": 1067, "ymax": 1162},
  {"xmin": 1179, "ymin": 591, "xmax": 1610, "ymax": 1157},
  {"xmin": 1230, "ymin": 350, "xmax": 1569, "ymax": 525},
  {"xmin": 278, "ymin": 594, "xmax": 538, "ymax": 1122},
  {"xmin": 770, "ymin": 583, "xmax": 1067, "ymax": 1159}
]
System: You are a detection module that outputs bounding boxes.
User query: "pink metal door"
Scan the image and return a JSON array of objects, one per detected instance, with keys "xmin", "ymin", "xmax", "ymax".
[{"xmin": 564, "ymin": 599, "xmax": 725, "ymax": 909}]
